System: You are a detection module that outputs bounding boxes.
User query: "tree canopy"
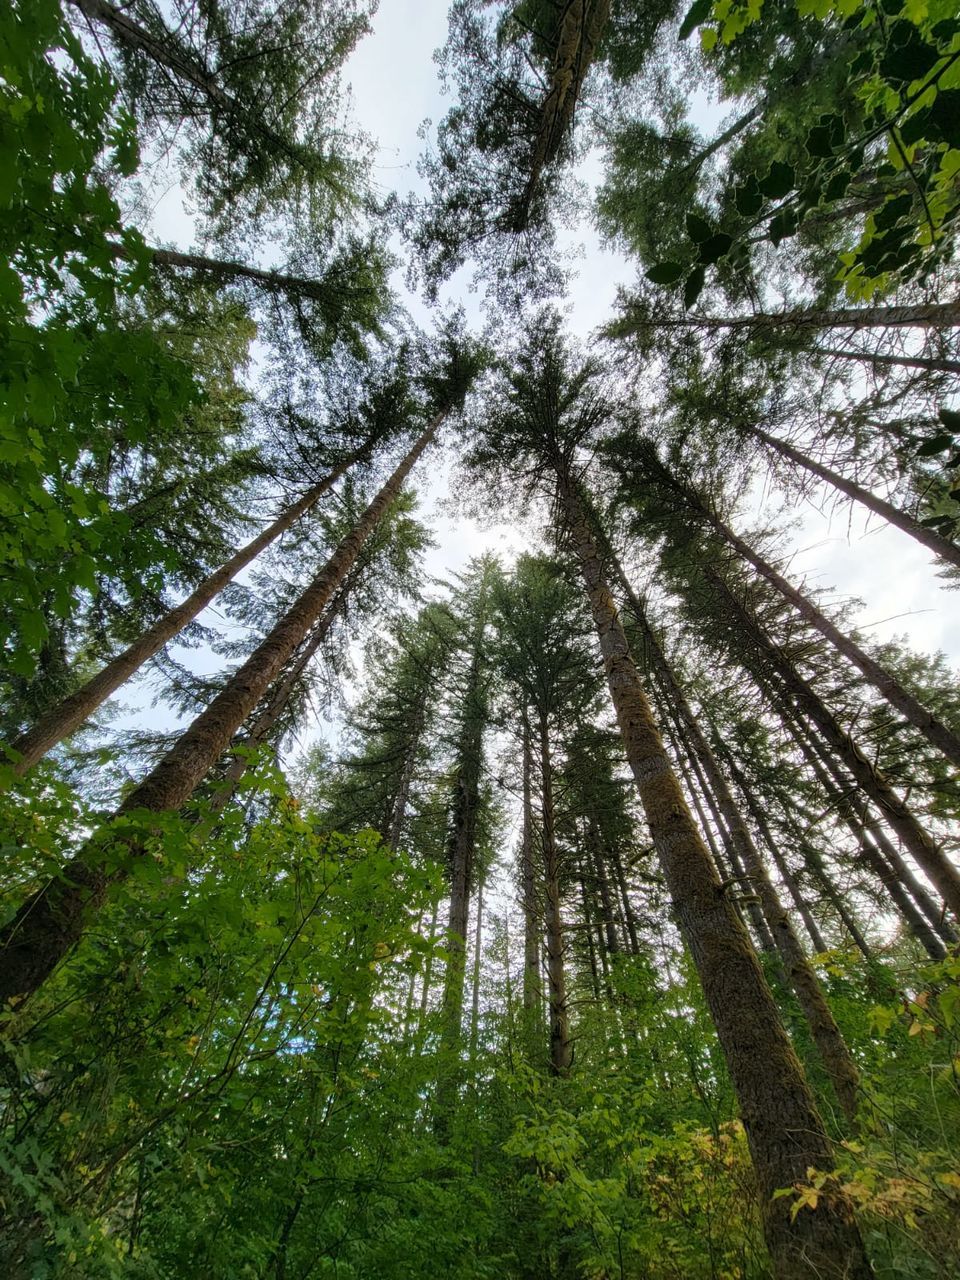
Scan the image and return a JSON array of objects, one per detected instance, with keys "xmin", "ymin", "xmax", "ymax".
[{"xmin": 2, "ymin": 2, "xmax": 960, "ymax": 1278}]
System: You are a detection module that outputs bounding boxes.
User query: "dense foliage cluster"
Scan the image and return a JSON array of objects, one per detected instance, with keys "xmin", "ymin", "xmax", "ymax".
[{"xmin": 2, "ymin": 1, "xmax": 959, "ymax": 1277}]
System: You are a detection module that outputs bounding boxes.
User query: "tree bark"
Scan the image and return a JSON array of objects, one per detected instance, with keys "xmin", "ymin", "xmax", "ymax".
[
  {"xmin": 623, "ymin": 575, "xmax": 859, "ymax": 1121},
  {"xmin": 209, "ymin": 585, "xmax": 350, "ymax": 811},
  {"xmin": 785, "ymin": 710, "xmax": 954, "ymax": 956},
  {"xmin": 813, "ymin": 345, "xmax": 960, "ymax": 377},
  {"xmin": 538, "ymin": 715, "xmax": 572, "ymax": 1075},
  {"xmin": 661, "ymin": 464, "xmax": 960, "ymax": 767},
  {"xmin": 746, "ymin": 421, "xmax": 960, "ymax": 573},
  {"xmin": 608, "ymin": 842, "xmax": 641, "ymax": 957},
  {"xmin": 704, "ymin": 565, "xmax": 960, "ymax": 922},
  {"xmin": 109, "ymin": 240, "xmax": 357, "ymax": 307},
  {"xmin": 437, "ymin": 602, "xmax": 490, "ymax": 1124},
  {"xmin": 555, "ymin": 473, "xmax": 873, "ymax": 1279},
  {"xmin": 620, "ymin": 300, "xmax": 960, "ymax": 335},
  {"xmin": 517, "ymin": 0, "xmax": 610, "ymax": 227},
  {"xmin": 0, "ymin": 417, "xmax": 442, "ymax": 1004},
  {"xmin": 9, "ymin": 438, "xmax": 375, "ymax": 775},
  {"xmin": 588, "ymin": 814, "xmax": 620, "ymax": 956},
  {"xmin": 67, "ymin": 0, "xmax": 325, "ymax": 180},
  {"xmin": 386, "ymin": 685, "xmax": 428, "ymax": 851},
  {"xmin": 722, "ymin": 754, "xmax": 828, "ymax": 954},
  {"xmin": 469, "ymin": 881, "xmax": 483, "ymax": 1067},
  {"xmin": 642, "ymin": 627, "xmax": 778, "ymax": 956},
  {"xmin": 520, "ymin": 715, "xmax": 541, "ymax": 1016}
]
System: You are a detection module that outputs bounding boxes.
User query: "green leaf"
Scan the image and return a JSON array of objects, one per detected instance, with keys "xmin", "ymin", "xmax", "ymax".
[
  {"xmin": 875, "ymin": 193, "xmax": 913, "ymax": 230},
  {"xmin": 916, "ymin": 433, "xmax": 954, "ymax": 456},
  {"xmin": 824, "ymin": 170, "xmax": 852, "ymax": 201},
  {"xmin": 939, "ymin": 408, "xmax": 960, "ymax": 432},
  {"xmin": 759, "ymin": 161, "xmax": 795, "ymax": 199},
  {"xmin": 879, "ymin": 24, "xmax": 942, "ymax": 85},
  {"xmin": 679, "ymin": 0, "xmax": 713, "ymax": 40},
  {"xmin": 929, "ymin": 90, "xmax": 960, "ymax": 147},
  {"xmin": 684, "ymin": 264, "xmax": 706, "ymax": 309},
  {"xmin": 735, "ymin": 178, "xmax": 763, "ymax": 216},
  {"xmin": 804, "ymin": 116, "xmax": 844, "ymax": 160},
  {"xmin": 686, "ymin": 212, "xmax": 713, "ymax": 244},
  {"xmin": 697, "ymin": 232, "xmax": 733, "ymax": 264},
  {"xmin": 645, "ymin": 261, "xmax": 687, "ymax": 285}
]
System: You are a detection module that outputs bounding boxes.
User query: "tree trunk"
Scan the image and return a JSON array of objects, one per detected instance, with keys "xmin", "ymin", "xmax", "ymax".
[
  {"xmin": 67, "ymin": 0, "xmax": 323, "ymax": 180},
  {"xmin": 588, "ymin": 815, "xmax": 620, "ymax": 956},
  {"xmin": 608, "ymin": 843, "xmax": 641, "ymax": 957},
  {"xmin": 520, "ymin": 716, "xmax": 541, "ymax": 1016},
  {"xmin": 704, "ymin": 565, "xmax": 960, "ymax": 921},
  {"xmin": 620, "ymin": 300, "xmax": 960, "ymax": 335},
  {"xmin": 386, "ymin": 685, "xmax": 428, "ymax": 850},
  {"xmin": 720, "ymin": 753, "xmax": 828, "ymax": 954},
  {"xmin": 209, "ymin": 585, "xmax": 349, "ymax": 811},
  {"xmin": 539, "ymin": 715, "xmax": 572, "ymax": 1076},
  {"xmin": 813, "ymin": 345, "xmax": 960, "ymax": 377},
  {"xmin": 437, "ymin": 608, "xmax": 489, "ymax": 1123},
  {"xmin": 10, "ymin": 438, "xmax": 375, "ymax": 775},
  {"xmin": 417, "ymin": 900, "xmax": 440, "ymax": 1041},
  {"xmin": 555, "ymin": 472, "xmax": 873, "ymax": 1279},
  {"xmin": 516, "ymin": 0, "xmax": 611, "ymax": 227},
  {"xmin": 0, "ymin": 416, "xmax": 442, "ymax": 1004},
  {"xmin": 746, "ymin": 422, "xmax": 960, "ymax": 573},
  {"xmin": 109, "ymin": 240, "xmax": 354, "ymax": 306},
  {"xmin": 625, "ymin": 577, "xmax": 859, "ymax": 1121},
  {"xmin": 645, "ymin": 636, "xmax": 778, "ymax": 956},
  {"xmin": 784, "ymin": 711, "xmax": 953, "ymax": 958},
  {"xmin": 664, "ymin": 466, "xmax": 960, "ymax": 767},
  {"xmin": 469, "ymin": 881, "xmax": 483, "ymax": 1067}
]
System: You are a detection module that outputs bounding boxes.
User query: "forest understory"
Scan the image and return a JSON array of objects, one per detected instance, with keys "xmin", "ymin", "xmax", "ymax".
[{"xmin": 2, "ymin": 0, "xmax": 960, "ymax": 1276}]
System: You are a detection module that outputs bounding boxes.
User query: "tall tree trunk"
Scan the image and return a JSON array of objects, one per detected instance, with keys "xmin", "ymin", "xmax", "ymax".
[
  {"xmin": 437, "ymin": 607, "xmax": 489, "ymax": 1120},
  {"xmin": 520, "ymin": 715, "xmax": 541, "ymax": 1016},
  {"xmin": 67, "ymin": 0, "xmax": 328, "ymax": 181},
  {"xmin": 745, "ymin": 422, "xmax": 960, "ymax": 573},
  {"xmin": 704, "ymin": 565, "xmax": 960, "ymax": 921},
  {"xmin": 624, "ymin": 576, "xmax": 859, "ymax": 1120},
  {"xmin": 648, "ymin": 642, "xmax": 778, "ymax": 956},
  {"xmin": 10, "ymin": 438, "xmax": 376, "ymax": 775},
  {"xmin": 618, "ymin": 300, "xmax": 960, "ymax": 336},
  {"xmin": 783, "ymin": 710, "xmax": 953, "ymax": 957},
  {"xmin": 578, "ymin": 863, "xmax": 604, "ymax": 1003},
  {"xmin": 813, "ymin": 345, "xmax": 960, "ymax": 377},
  {"xmin": 109, "ymin": 240, "xmax": 355, "ymax": 306},
  {"xmin": 790, "ymin": 707, "xmax": 954, "ymax": 938},
  {"xmin": 588, "ymin": 815, "xmax": 620, "ymax": 956},
  {"xmin": 386, "ymin": 685, "xmax": 428, "ymax": 851},
  {"xmin": 417, "ymin": 900, "xmax": 440, "ymax": 1041},
  {"xmin": 516, "ymin": 0, "xmax": 610, "ymax": 227},
  {"xmin": 798, "ymin": 833, "xmax": 874, "ymax": 961},
  {"xmin": 469, "ymin": 881, "xmax": 483, "ymax": 1067},
  {"xmin": 0, "ymin": 417, "xmax": 442, "ymax": 1004},
  {"xmin": 555, "ymin": 472, "xmax": 872, "ymax": 1279},
  {"xmin": 208, "ymin": 584, "xmax": 349, "ymax": 811},
  {"xmin": 539, "ymin": 715, "xmax": 572, "ymax": 1076},
  {"xmin": 719, "ymin": 753, "xmax": 829, "ymax": 954},
  {"xmin": 660, "ymin": 465, "xmax": 960, "ymax": 766},
  {"xmin": 608, "ymin": 842, "xmax": 641, "ymax": 957}
]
